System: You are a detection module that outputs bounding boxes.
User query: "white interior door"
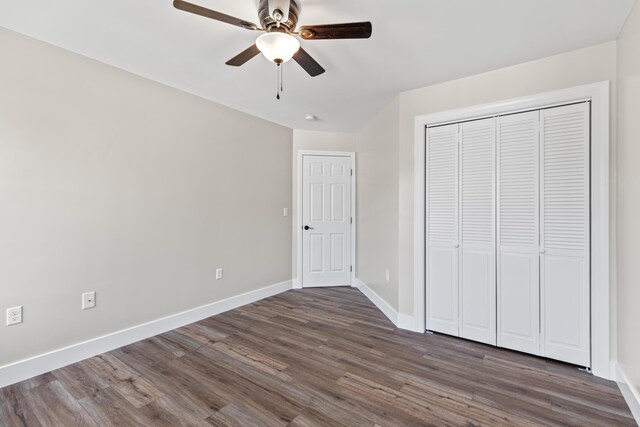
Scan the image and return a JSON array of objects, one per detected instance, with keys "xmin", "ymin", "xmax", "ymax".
[
  {"xmin": 426, "ymin": 123, "xmax": 460, "ymax": 336},
  {"xmin": 302, "ymin": 155, "xmax": 352, "ymax": 287},
  {"xmin": 540, "ymin": 103, "xmax": 591, "ymax": 367},
  {"xmin": 459, "ymin": 118, "xmax": 497, "ymax": 345},
  {"xmin": 497, "ymin": 111, "xmax": 541, "ymax": 355}
]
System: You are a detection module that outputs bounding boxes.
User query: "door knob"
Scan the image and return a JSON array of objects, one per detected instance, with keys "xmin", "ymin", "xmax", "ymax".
[
  {"xmin": 304, "ymin": 225, "xmax": 314, "ymax": 230},
  {"xmin": 454, "ymin": 243, "xmax": 460, "ymax": 248}
]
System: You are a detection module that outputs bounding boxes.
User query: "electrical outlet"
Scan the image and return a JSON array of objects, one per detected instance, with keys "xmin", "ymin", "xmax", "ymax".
[
  {"xmin": 82, "ymin": 291, "xmax": 96, "ymax": 310},
  {"xmin": 215, "ymin": 268, "xmax": 223, "ymax": 280},
  {"xmin": 385, "ymin": 269, "xmax": 390, "ymax": 282},
  {"xmin": 283, "ymin": 208, "xmax": 288, "ymax": 217},
  {"xmin": 6, "ymin": 306, "xmax": 22, "ymax": 326}
]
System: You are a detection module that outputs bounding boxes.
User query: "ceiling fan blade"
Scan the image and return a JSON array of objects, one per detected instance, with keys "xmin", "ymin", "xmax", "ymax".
[
  {"xmin": 293, "ymin": 48, "xmax": 325, "ymax": 77},
  {"xmin": 298, "ymin": 22, "xmax": 372, "ymax": 40},
  {"xmin": 226, "ymin": 44, "xmax": 261, "ymax": 67},
  {"xmin": 173, "ymin": 0, "xmax": 260, "ymax": 30}
]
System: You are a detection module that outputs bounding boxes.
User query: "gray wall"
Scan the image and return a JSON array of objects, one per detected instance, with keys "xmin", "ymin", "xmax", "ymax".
[
  {"xmin": 355, "ymin": 99, "xmax": 400, "ymax": 309},
  {"xmin": 616, "ymin": 0, "xmax": 640, "ymax": 397},
  {"xmin": 0, "ymin": 28, "xmax": 293, "ymax": 367}
]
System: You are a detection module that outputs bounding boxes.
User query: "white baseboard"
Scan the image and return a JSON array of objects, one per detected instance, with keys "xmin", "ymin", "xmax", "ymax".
[
  {"xmin": 397, "ymin": 314, "xmax": 421, "ymax": 332},
  {"xmin": 615, "ymin": 362, "xmax": 640, "ymax": 424},
  {"xmin": 353, "ymin": 278, "xmax": 420, "ymax": 333},
  {"xmin": 0, "ymin": 280, "xmax": 292, "ymax": 389},
  {"xmin": 353, "ymin": 278, "xmax": 398, "ymax": 324}
]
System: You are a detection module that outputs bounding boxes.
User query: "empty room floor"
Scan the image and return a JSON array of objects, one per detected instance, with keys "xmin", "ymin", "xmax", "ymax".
[{"xmin": 0, "ymin": 287, "xmax": 634, "ymax": 426}]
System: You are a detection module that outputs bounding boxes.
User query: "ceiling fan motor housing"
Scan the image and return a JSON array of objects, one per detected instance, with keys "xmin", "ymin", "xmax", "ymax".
[{"xmin": 258, "ymin": 0, "xmax": 300, "ymax": 32}]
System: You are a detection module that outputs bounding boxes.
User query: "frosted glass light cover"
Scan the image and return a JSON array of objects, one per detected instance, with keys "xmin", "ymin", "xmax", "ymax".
[{"xmin": 256, "ymin": 33, "xmax": 300, "ymax": 63}]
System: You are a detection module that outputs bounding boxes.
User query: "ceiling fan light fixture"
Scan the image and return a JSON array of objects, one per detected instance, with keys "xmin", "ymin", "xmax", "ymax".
[{"xmin": 256, "ymin": 32, "xmax": 300, "ymax": 63}]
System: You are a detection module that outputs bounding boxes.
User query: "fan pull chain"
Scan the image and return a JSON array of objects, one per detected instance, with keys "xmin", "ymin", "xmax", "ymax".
[
  {"xmin": 276, "ymin": 62, "xmax": 284, "ymax": 99},
  {"xmin": 276, "ymin": 62, "xmax": 284, "ymax": 100}
]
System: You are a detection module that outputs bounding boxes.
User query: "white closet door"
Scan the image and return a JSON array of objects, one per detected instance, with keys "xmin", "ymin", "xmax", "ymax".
[
  {"xmin": 426, "ymin": 123, "xmax": 460, "ymax": 336},
  {"xmin": 540, "ymin": 103, "xmax": 590, "ymax": 367},
  {"xmin": 459, "ymin": 118, "xmax": 496, "ymax": 345},
  {"xmin": 497, "ymin": 111, "xmax": 541, "ymax": 355}
]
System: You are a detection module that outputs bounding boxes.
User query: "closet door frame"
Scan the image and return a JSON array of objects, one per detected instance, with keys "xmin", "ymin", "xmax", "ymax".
[{"xmin": 414, "ymin": 81, "xmax": 611, "ymax": 379}]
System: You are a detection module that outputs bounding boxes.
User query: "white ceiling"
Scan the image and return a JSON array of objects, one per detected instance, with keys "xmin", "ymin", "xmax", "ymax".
[{"xmin": 0, "ymin": 0, "xmax": 635, "ymax": 132}]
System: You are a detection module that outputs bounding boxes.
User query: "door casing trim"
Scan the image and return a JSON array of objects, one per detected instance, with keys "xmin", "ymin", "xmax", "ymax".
[{"xmin": 295, "ymin": 151, "xmax": 356, "ymax": 289}]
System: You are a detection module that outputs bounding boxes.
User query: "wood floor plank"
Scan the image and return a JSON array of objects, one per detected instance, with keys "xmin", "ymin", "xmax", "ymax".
[
  {"xmin": 78, "ymin": 386, "xmax": 153, "ymax": 426},
  {"xmin": 0, "ymin": 385, "xmax": 42, "ymax": 427},
  {"xmin": 51, "ymin": 361, "xmax": 110, "ymax": 400},
  {"xmin": 111, "ymin": 335, "xmax": 187, "ymax": 374},
  {"xmin": 549, "ymin": 396, "xmax": 636, "ymax": 426},
  {"xmin": 83, "ymin": 353, "xmax": 164, "ymax": 408},
  {"xmin": 206, "ymin": 403, "xmax": 285, "ymax": 427},
  {"xmin": 173, "ymin": 323, "xmax": 230, "ymax": 346},
  {"xmin": 287, "ymin": 407, "xmax": 371, "ymax": 427},
  {"xmin": 14, "ymin": 373, "xmax": 56, "ymax": 392},
  {"xmin": 21, "ymin": 380, "xmax": 95, "ymax": 426},
  {"xmin": 399, "ymin": 381, "xmax": 540, "ymax": 426},
  {"xmin": 133, "ymin": 358, "xmax": 228, "ymax": 416},
  {"xmin": 210, "ymin": 340, "xmax": 289, "ymax": 377},
  {"xmin": 138, "ymin": 394, "xmax": 211, "ymax": 426},
  {"xmin": 1, "ymin": 287, "xmax": 634, "ymax": 427},
  {"xmin": 180, "ymin": 348, "xmax": 306, "ymax": 424}
]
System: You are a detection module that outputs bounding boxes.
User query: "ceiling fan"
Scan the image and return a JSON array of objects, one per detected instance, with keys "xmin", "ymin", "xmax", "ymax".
[{"xmin": 173, "ymin": 0, "xmax": 372, "ymax": 98}]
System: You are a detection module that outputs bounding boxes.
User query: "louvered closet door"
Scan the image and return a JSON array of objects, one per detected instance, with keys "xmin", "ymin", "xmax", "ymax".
[
  {"xmin": 459, "ymin": 118, "xmax": 496, "ymax": 345},
  {"xmin": 426, "ymin": 123, "xmax": 460, "ymax": 336},
  {"xmin": 540, "ymin": 103, "xmax": 590, "ymax": 367},
  {"xmin": 497, "ymin": 111, "xmax": 541, "ymax": 355}
]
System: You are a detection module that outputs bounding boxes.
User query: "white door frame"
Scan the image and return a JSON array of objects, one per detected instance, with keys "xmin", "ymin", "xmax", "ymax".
[
  {"xmin": 296, "ymin": 151, "xmax": 356, "ymax": 289},
  {"xmin": 413, "ymin": 81, "xmax": 611, "ymax": 379}
]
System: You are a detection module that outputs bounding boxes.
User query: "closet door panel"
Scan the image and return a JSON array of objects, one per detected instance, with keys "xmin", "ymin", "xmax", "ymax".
[
  {"xmin": 426, "ymin": 123, "xmax": 460, "ymax": 336},
  {"xmin": 540, "ymin": 103, "xmax": 590, "ymax": 367},
  {"xmin": 427, "ymin": 245, "xmax": 459, "ymax": 335},
  {"xmin": 542, "ymin": 253, "xmax": 589, "ymax": 364},
  {"xmin": 497, "ymin": 111, "xmax": 541, "ymax": 355},
  {"xmin": 498, "ymin": 250, "xmax": 540, "ymax": 353},
  {"xmin": 461, "ymin": 249, "xmax": 495, "ymax": 343},
  {"xmin": 459, "ymin": 118, "xmax": 496, "ymax": 345}
]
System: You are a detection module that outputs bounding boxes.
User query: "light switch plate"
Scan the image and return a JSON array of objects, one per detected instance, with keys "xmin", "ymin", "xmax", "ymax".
[{"xmin": 215, "ymin": 268, "xmax": 223, "ymax": 280}]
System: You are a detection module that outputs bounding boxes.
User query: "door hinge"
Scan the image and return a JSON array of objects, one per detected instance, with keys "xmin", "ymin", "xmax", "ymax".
[
  {"xmin": 350, "ymin": 266, "xmax": 353, "ymax": 272},
  {"xmin": 350, "ymin": 217, "xmax": 353, "ymax": 224},
  {"xmin": 351, "ymin": 169, "xmax": 353, "ymax": 176}
]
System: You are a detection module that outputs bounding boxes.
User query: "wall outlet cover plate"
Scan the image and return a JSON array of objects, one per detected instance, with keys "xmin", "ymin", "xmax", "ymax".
[
  {"xmin": 6, "ymin": 306, "xmax": 23, "ymax": 326},
  {"xmin": 82, "ymin": 292, "xmax": 96, "ymax": 310}
]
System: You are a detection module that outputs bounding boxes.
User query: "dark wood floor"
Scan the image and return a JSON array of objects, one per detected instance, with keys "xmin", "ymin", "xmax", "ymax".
[{"xmin": 0, "ymin": 287, "xmax": 635, "ymax": 427}]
